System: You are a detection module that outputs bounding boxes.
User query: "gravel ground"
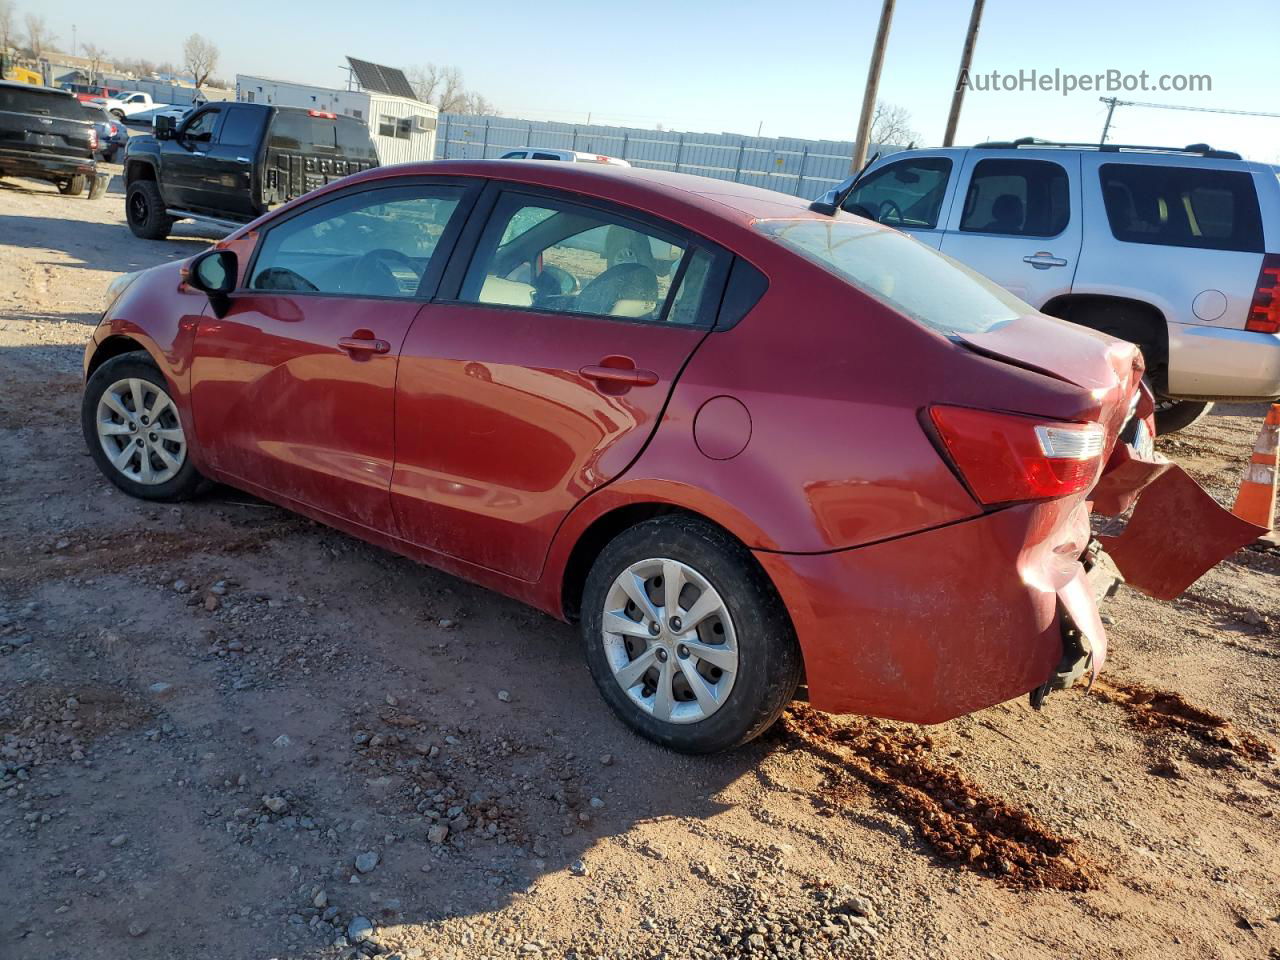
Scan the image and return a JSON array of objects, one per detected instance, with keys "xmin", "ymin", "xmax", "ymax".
[{"xmin": 1, "ymin": 172, "xmax": 1278, "ymax": 960}]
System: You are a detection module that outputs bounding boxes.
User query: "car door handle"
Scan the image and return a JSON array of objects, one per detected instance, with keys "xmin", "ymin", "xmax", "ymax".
[
  {"xmin": 338, "ymin": 336, "xmax": 391, "ymax": 356},
  {"xmin": 236, "ymin": 156, "xmax": 251, "ymax": 163},
  {"xmin": 580, "ymin": 364, "xmax": 659, "ymax": 387},
  {"xmin": 1022, "ymin": 252, "xmax": 1068, "ymax": 269}
]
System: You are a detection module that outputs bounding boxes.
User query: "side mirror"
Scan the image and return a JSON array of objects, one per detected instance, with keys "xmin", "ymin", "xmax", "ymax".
[
  {"xmin": 187, "ymin": 249, "xmax": 237, "ymax": 317},
  {"xmin": 155, "ymin": 114, "xmax": 174, "ymax": 140}
]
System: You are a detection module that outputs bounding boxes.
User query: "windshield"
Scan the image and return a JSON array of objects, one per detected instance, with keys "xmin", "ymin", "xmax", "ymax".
[{"xmin": 754, "ymin": 218, "xmax": 1030, "ymax": 335}]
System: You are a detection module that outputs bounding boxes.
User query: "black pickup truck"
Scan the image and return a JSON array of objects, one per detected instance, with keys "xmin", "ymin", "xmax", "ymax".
[
  {"xmin": 123, "ymin": 102, "xmax": 379, "ymax": 240},
  {"xmin": 0, "ymin": 81, "xmax": 107, "ymax": 198}
]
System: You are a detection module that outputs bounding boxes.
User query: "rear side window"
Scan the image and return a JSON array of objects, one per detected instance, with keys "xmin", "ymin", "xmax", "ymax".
[
  {"xmin": 1099, "ymin": 163, "xmax": 1263, "ymax": 253},
  {"xmin": 960, "ymin": 158, "xmax": 1070, "ymax": 237},
  {"xmin": 0, "ymin": 88, "xmax": 86, "ymax": 121},
  {"xmin": 270, "ymin": 111, "xmax": 337, "ymax": 153},
  {"xmin": 532, "ymin": 152, "xmax": 562, "ymax": 161},
  {"xmin": 217, "ymin": 107, "xmax": 264, "ymax": 147},
  {"xmin": 756, "ymin": 219, "xmax": 1028, "ymax": 335},
  {"xmin": 842, "ymin": 156, "xmax": 953, "ymax": 228}
]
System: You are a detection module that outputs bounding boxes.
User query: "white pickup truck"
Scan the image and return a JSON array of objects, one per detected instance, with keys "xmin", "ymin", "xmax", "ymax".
[{"xmin": 105, "ymin": 92, "xmax": 170, "ymax": 121}]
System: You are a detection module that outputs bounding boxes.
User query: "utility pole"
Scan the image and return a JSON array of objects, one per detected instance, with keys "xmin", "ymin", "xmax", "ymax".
[
  {"xmin": 1099, "ymin": 96, "xmax": 1122, "ymax": 144},
  {"xmin": 850, "ymin": 0, "xmax": 896, "ymax": 173},
  {"xmin": 942, "ymin": 0, "xmax": 984, "ymax": 146}
]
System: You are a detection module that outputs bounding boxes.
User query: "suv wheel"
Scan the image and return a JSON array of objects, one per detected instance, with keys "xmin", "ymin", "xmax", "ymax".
[
  {"xmin": 1154, "ymin": 398, "xmax": 1214, "ymax": 435},
  {"xmin": 57, "ymin": 175, "xmax": 85, "ymax": 196},
  {"xmin": 125, "ymin": 180, "xmax": 174, "ymax": 240},
  {"xmin": 81, "ymin": 352, "xmax": 205, "ymax": 501},
  {"xmin": 581, "ymin": 516, "xmax": 802, "ymax": 753}
]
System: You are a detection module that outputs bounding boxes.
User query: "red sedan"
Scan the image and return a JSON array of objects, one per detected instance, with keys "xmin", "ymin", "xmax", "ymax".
[{"xmin": 81, "ymin": 161, "xmax": 1253, "ymax": 753}]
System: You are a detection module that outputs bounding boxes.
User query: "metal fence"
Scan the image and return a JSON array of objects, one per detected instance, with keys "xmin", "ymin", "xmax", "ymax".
[{"xmin": 437, "ymin": 114, "xmax": 903, "ymax": 198}]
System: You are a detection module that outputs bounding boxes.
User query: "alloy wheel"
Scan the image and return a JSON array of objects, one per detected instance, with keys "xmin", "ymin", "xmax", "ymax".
[
  {"xmin": 601, "ymin": 558, "xmax": 738, "ymax": 724},
  {"xmin": 95, "ymin": 377, "xmax": 187, "ymax": 485}
]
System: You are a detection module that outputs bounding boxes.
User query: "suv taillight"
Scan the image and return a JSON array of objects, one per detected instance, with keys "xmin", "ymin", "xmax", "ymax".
[
  {"xmin": 88, "ymin": 128, "xmax": 98, "ymax": 150},
  {"xmin": 1247, "ymin": 254, "xmax": 1280, "ymax": 334},
  {"xmin": 929, "ymin": 406, "xmax": 1106, "ymax": 505}
]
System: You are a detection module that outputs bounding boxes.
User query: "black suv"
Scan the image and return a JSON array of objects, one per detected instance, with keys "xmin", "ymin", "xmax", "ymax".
[
  {"xmin": 123, "ymin": 102, "xmax": 380, "ymax": 240},
  {"xmin": 0, "ymin": 81, "xmax": 107, "ymax": 198}
]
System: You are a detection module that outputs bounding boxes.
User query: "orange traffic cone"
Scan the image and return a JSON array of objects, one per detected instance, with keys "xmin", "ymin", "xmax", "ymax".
[{"xmin": 1232, "ymin": 403, "xmax": 1279, "ymax": 532}]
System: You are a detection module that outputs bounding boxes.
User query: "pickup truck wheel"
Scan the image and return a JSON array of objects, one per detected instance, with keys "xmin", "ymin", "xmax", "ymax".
[
  {"xmin": 1154, "ymin": 399, "xmax": 1214, "ymax": 435},
  {"xmin": 57, "ymin": 176, "xmax": 85, "ymax": 196},
  {"xmin": 126, "ymin": 180, "xmax": 174, "ymax": 240},
  {"xmin": 110, "ymin": 109, "xmax": 125, "ymax": 121},
  {"xmin": 581, "ymin": 516, "xmax": 802, "ymax": 754},
  {"xmin": 81, "ymin": 352, "xmax": 205, "ymax": 501}
]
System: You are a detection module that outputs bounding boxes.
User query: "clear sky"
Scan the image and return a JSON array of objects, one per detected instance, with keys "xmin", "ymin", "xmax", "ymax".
[{"xmin": 23, "ymin": 0, "xmax": 1280, "ymax": 161}]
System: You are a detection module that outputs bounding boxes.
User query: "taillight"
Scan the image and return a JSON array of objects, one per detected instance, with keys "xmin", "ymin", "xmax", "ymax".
[
  {"xmin": 1246, "ymin": 254, "xmax": 1280, "ymax": 334},
  {"xmin": 88, "ymin": 128, "xmax": 98, "ymax": 150},
  {"xmin": 929, "ymin": 405, "xmax": 1106, "ymax": 505},
  {"xmin": 308, "ymin": 110, "xmax": 337, "ymax": 119}
]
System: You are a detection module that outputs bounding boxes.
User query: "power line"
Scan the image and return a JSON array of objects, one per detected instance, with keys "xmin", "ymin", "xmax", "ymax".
[{"xmin": 1099, "ymin": 96, "xmax": 1280, "ymax": 121}]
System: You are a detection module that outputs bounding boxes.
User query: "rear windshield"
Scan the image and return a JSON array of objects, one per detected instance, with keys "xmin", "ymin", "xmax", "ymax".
[
  {"xmin": 755, "ymin": 218, "xmax": 1029, "ymax": 335},
  {"xmin": 0, "ymin": 87, "xmax": 86, "ymax": 121},
  {"xmin": 1100, "ymin": 163, "xmax": 1263, "ymax": 253},
  {"xmin": 270, "ymin": 110, "xmax": 376, "ymax": 160}
]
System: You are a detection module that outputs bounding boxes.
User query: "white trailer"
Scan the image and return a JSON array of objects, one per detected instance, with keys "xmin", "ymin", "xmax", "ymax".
[{"xmin": 235, "ymin": 74, "xmax": 438, "ymax": 165}]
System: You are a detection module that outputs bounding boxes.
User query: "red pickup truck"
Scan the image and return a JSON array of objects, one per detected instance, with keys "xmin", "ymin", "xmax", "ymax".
[{"xmin": 61, "ymin": 82, "xmax": 122, "ymax": 103}]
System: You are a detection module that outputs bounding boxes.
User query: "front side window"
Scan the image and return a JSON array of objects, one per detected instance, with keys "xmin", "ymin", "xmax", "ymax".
[
  {"xmin": 249, "ymin": 187, "xmax": 463, "ymax": 298},
  {"xmin": 842, "ymin": 156, "xmax": 953, "ymax": 228},
  {"xmin": 756, "ymin": 218, "xmax": 1029, "ymax": 335},
  {"xmin": 1099, "ymin": 163, "xmax": 1263, "ymax": 253},
  {"xmin": 182, "ymin": 109, "xmax": 220, "ymax": 143},
  {"xmin": 460, "ymin": 194, "xmax": 712, "ymax": 324},
  {"xmin": 959, "ymin": 158, "xmax": 1070, "ymax": 237}
]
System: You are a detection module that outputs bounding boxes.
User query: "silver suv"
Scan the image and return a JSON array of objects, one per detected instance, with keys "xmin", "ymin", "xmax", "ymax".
[{"xmin": 846, "ymin": 139, "xmax": 1280, "ymax": 432}]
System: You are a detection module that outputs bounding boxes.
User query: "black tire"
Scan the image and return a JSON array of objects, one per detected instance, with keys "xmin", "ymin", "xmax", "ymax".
[
  {"xmin": 125, "ymin": 180, "xmax": 173, "ymax": 240},
  {"xmin": 1154, "ymin": 399, "xmax": 1214, "ymax": 435},
  {"xmin": 57, "ymin": 175, "xmax": 86, "ymax": 196},
  {"xmin": 110, "ymin": 109, "xmax": 125, "ymax": 121},
  {"xmin": 81, "ymin": 352, "xmax": 205, "ymax": 502},
  {"xmin": 581, "ymin": 516, "xmax": 802, "ymax": 754}
]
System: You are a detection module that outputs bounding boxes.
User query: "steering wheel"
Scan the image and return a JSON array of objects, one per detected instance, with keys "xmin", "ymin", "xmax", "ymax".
[
  {"xmin": 876, "ymin": 199, "xmax": 905, "ymax": 225},
  {"xmin": 349, "ymin": 248, "xmax": 418, "ymax": 297}
]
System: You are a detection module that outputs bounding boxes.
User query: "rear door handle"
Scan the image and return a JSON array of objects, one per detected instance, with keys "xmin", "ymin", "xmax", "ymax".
[
  {"xmin": 1022, "ymin": 252, "xmax": 1068, "ymax": 269},
  {"xmin": 580, "ymin": 364, "xmax": 659, "ymax": 387},
  {"xmin": 338, "ymin": 336, "xmax": 391, "ymax": 355}
]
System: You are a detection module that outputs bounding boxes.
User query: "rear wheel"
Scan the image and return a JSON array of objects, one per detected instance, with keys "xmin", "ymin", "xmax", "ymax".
[
  {"xmin": 57, "ymin": 175, "xmax": 85, "ymax": 196},
  {"xmin": 581, "ymin": 516, "xmax": 802, "ymax": 753},
  {"xmin": 125, "ymin": 180, "xmax": 173, "ymax": 240},
  {"xmin": 81, "ymin": 352, "xmax": 205, "ymax": 501},
  {"xmin": 1153, "ymin": 398, "xmax": 1214, "ymax": 435}
]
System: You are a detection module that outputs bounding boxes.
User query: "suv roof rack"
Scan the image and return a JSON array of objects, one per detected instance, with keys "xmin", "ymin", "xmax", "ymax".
[{"xmin": 974, "ymin": 137, "xmax": 1242, "ymax": 160}]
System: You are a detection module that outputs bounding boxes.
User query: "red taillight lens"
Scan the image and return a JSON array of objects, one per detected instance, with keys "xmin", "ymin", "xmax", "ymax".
[
  {"xmin": 308, "ymin": 110, "xmax": 337, "ymax": 119},
  {"xmin": 929, "ymin": 406, "xmax": 1106, "ymax": 505},
  {"xmin": 1247, "ymin": 254, "xmax": 1280, "ymax": 334},
  {"xmin": 88, "ymin": 128, "xmax": 98, "ymax": 150}
]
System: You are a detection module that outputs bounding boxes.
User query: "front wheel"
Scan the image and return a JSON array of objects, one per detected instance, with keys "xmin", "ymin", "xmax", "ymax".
[
  {"xmin": 1154, "ymin": 398, "xmax": 1214, "ymax": 435},
  {"xmin": 581, "ymin": 516, "xmax": 802, "ymax": 753},
  {"xmin": 125, "ymin": 180, "xmax": 173, "ymax": 240},
  {"xmin": 81, "ymin": 352, "xmax": 205, "ymax": 501}
]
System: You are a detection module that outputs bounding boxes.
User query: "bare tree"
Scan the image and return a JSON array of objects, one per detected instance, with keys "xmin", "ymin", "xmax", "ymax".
[
  {"xmin": 0, "ymin": 0, "xmax": 16, "ymax": 55},
  {"xmin": 82, "ymin": 42, "xmax": 107, "ymax": 84},
  {"xmin": 869, "ymin": 101, "xmax": 920, "ymax": 147},
  {"xmin": 182, "ymin": 33, "xmax": 218, "ymax": 88},
  {"xmin": 24, "ymin": 12, "xmax": 50, "ymax": 58},
  {"xmin": 408, "ymin": 62, "xmax": 493, "ymax": 115}
]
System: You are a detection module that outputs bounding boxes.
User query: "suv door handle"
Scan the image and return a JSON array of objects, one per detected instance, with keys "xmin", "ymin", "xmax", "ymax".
[
  {"xmin": 1022, "ymin": 252, "xmax": 1068, "ymax": 269},
  {"xmin": 580, "ymin": 360, "xmax": 659, "ymax": 388},
  {"xmin": 338, "ymin": 334, "xmax": 391, "ymax": 356}
]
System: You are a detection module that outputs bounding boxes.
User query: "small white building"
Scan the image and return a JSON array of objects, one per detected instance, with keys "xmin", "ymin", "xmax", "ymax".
[{"xmin": 235, "ymin": 71, "xmax": 438, "ymax": 165}]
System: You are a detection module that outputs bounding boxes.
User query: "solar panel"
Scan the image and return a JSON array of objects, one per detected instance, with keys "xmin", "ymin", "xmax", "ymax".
[{"xmin": 346, "ymin": 56, "xmax": 418, "ymax": 101}]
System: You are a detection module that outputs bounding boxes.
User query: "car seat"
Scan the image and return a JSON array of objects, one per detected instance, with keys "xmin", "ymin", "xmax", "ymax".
[{"xmin": 576, "ymin": 263, "xmax": 659, "ymax": 317}]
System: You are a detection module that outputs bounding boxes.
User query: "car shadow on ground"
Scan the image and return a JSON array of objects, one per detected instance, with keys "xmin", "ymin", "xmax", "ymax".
[{"xmin": 0, "ymin": 212, "xmax": 220, "ymax": 275}]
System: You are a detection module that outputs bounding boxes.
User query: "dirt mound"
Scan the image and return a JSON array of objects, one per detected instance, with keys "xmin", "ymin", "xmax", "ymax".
[
  {"xmin": 1093, "ymin": 678, "xmax": 1274, "ymax": 762},
  {"xmin": 784, "ymin": 706, "xmax": 1096, "ymax": 891}
]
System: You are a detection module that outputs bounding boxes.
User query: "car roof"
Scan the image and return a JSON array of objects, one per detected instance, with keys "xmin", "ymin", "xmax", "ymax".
[
  {"xmin": 0, "ymin": 80, "xmax": 77, "ymax": 98},
  {"xmin": 343, "ymin": 159, "xmax": 827, "ymax": 226}
]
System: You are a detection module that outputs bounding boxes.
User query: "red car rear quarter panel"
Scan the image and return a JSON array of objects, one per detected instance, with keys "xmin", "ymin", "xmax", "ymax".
[{"xmin": 758, "ymin": 496, "xmax": 1094, "ymax": 723}]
